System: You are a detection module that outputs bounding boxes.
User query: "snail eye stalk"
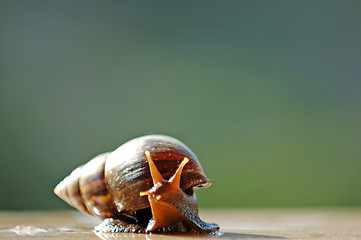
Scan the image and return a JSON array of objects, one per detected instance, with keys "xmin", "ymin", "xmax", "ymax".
[
  {"xmin": 145, "ymin": 151, "xmax": 164, "ymax": 185},
  {"xmin": 169, "ymin": 157, "xmax": 189, "ymax": 189}
]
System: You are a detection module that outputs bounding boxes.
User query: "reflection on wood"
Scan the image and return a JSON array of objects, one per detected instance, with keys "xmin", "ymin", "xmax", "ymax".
[{"xmin": 0, "ymin": 209, "xmax": 360, "ymax": 240}]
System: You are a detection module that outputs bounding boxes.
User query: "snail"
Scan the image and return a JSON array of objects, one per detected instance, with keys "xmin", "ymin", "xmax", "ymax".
[{"xmin": 54, "ymin": 135, "xmax": 219, "ymax": 233}]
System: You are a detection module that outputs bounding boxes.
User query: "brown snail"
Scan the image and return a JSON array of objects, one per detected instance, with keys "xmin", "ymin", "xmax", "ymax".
[{"xmin": 54, "ymin": 135, "xmax": 219, "ymax": 233}]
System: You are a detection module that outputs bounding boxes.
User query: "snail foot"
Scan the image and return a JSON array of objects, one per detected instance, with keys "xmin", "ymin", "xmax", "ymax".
[
  {"xmin": 94, "ymin": 218, "xmax": 146, "ymax": 233},
  {"xmin": 145, "ymin": 218, "xmax": 190, "ymax": 233}
]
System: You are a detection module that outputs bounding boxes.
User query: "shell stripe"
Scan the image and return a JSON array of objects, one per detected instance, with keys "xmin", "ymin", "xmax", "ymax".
[{"xmin": 79, "ymin": 152, "xmax": 118, "ymax": 219}]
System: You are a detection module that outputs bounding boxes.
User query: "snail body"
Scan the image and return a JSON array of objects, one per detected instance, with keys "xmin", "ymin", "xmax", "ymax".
[{"xmin": 54, "ymin": 135, "xmax": 219, "ymax": 233}]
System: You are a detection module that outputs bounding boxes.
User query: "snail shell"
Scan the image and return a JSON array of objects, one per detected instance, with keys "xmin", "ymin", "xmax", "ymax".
[{"xmin": 54, "ymin": 135, "xmax": 218, "ymax": 233}]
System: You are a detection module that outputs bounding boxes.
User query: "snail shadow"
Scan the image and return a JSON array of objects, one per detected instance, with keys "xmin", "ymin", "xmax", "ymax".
[
  {"xmin": 216, "ymin": 232, "xmax": 284, "ymax": 239},
  {"xmin": 94, "ymin": 231, "xmax": 284, "ymax": 240}
]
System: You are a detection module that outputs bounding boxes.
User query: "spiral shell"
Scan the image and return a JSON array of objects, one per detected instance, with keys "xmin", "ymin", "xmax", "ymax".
[{"xmin": 54, "ymin": 135, "xmax": 210, "ymax": 219}]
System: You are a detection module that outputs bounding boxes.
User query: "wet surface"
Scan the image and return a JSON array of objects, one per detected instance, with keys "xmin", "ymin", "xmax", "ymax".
[{"xmin": 0, "ymin": 208, "xmax": 360, "ymax": 239}]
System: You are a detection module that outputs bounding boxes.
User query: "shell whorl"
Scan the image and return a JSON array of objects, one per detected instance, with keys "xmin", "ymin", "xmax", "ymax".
[{"xmin": 54, "ymin": 152, "xmax": 118, "ymax": 219}]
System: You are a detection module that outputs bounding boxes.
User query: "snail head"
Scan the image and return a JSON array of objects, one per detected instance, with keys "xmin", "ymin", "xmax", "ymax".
[{"xmin": 139, "ymin": 150, "xmax": 191, "ymax": 232}]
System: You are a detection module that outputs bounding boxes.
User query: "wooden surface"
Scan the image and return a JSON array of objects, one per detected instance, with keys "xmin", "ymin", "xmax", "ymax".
[{"xmin": 0, "ymin": 208, "xmax": 360, "ymax": 240}]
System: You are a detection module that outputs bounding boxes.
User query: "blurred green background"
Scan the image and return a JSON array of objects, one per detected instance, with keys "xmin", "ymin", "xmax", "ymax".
[{"xmin": 1, "ymin": 1, "xmax": 360, "ymax": 210}]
